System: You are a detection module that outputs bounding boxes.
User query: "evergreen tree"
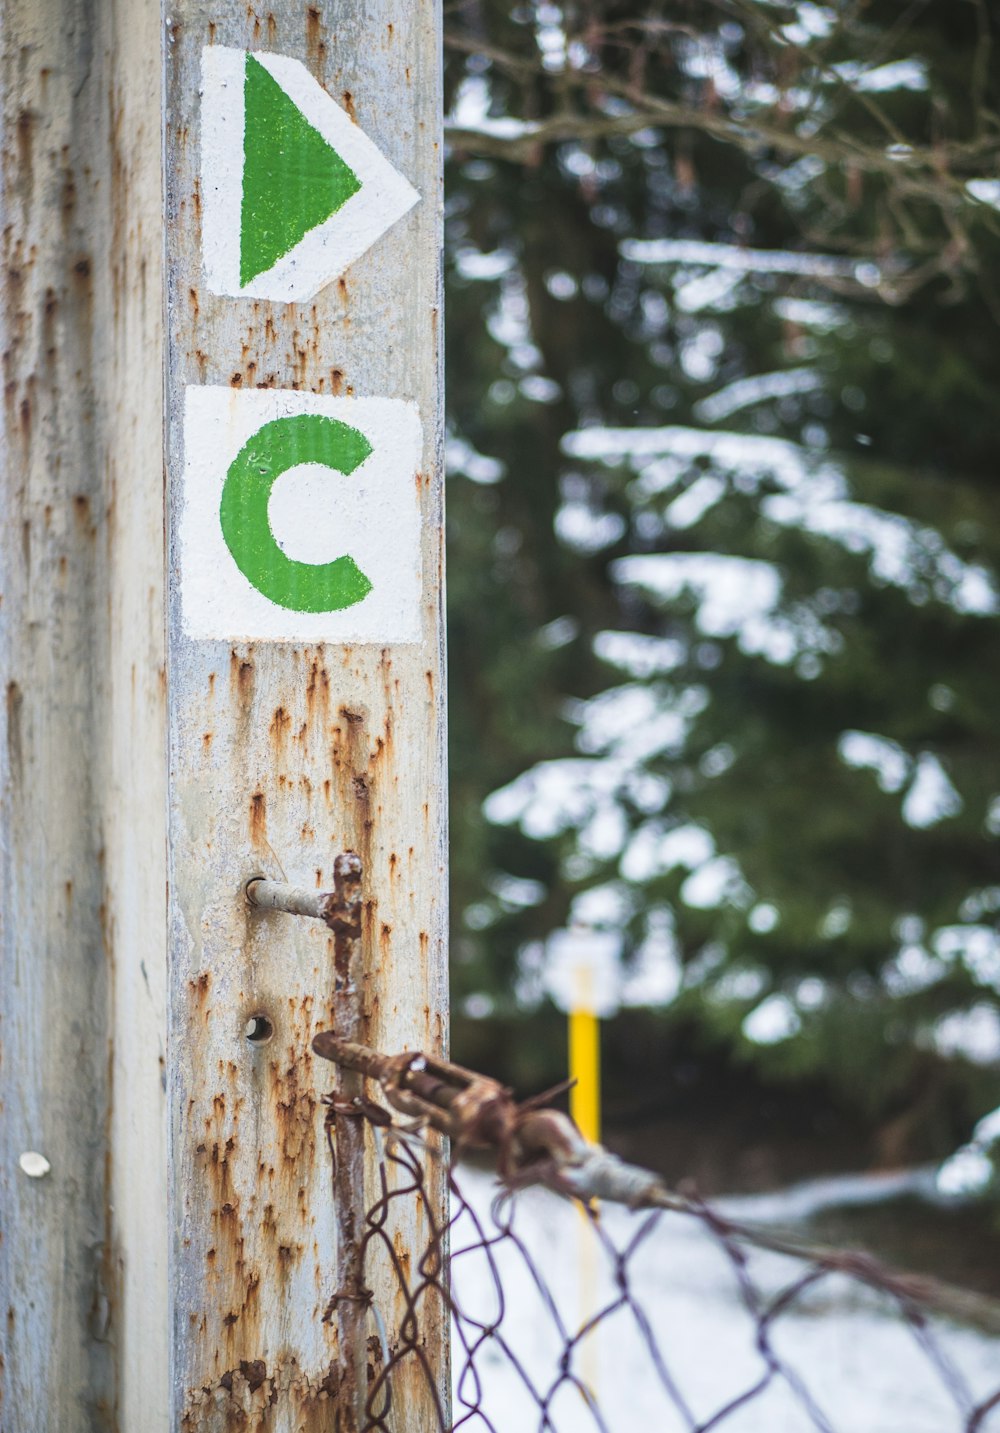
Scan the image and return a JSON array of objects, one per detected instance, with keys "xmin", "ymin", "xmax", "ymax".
[{"xmin": 444, "ymin": 1, "xmax": 1000, "ymax": 1165}]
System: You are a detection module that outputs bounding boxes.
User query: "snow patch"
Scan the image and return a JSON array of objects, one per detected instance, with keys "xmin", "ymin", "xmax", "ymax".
[
  {"xmin": 450, "ymin": 1162, "xmax": 1000, "ymax": 1431},
  {"xmin": 931, "ymin": 1003, "xmax": 1000, "ymax": 1066},
  {"xmin": 695, "ymin": 367, "xmax": 823, "ymax": 423},
  {"xmin": 743, "ymin": 993, "xmax": 802, "ymax": 1045}
]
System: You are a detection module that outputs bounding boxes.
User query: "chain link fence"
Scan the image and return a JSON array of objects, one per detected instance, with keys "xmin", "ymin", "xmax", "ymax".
[{"xmin": 313, "ymin": 1035, "xmax": 1000, "ymax": 1433}]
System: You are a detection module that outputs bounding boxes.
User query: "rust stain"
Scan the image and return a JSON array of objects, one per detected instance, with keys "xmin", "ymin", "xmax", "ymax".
[
  {"xmin": 221, "ymin": 1358, "xmax": 267, "ymax": 1394},
  {"xmin": 16, "ymin": 109, "xmax": 35, "ymax": 194},
  {"xmin": 392, "ymin": 1228, "xmax": 411, "ymax": 1282},
  {"xmin": 269, "ymin": 704, "xmax": 291, "ymax": 748},
  {"xmin": 304, "ymin": 657, "xmax": 329, "ymax": 729},
  {"xmin": 41, "ymin": 286, "xmax": 57, "ymax": 362},
  {"xmin": 230, "ymin": 649, "xmax": 255, "ymax": 702},
  {"xmin": 249, "ymin": 791, "xmax": 267, "ymax": 847},
  {"xmin": 5, "ymin": 681, "xmax": 23, "ymax": 787},
  {"xmin": 269, "ymin": 1047, "xmax": 317, "ymax": 1165},
  {"xmin": 182, "ymin": 1357, "xmax": 344, "ymax": 1430},
  {"xmin": 191, "ymin": 970, "xmax": 212, "ymax": 1013},
  {"xmin": 72, "ymin": 492, "xmax": 91, "ymax": 531},
  {"xmin": 191, "ymin": 983, "xmax": 325, "ymax": 1387}
]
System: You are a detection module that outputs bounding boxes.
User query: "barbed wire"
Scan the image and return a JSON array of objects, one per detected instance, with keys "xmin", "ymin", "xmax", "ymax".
[{"xmin": 313, "ymin": 1035, "xmax": 1000, "ymax": 1433}]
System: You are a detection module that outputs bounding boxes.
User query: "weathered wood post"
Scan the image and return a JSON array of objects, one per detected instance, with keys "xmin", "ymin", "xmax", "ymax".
[{"xmin": 0, "ymin": 3, "xmax": 447, "ymax": 1429}]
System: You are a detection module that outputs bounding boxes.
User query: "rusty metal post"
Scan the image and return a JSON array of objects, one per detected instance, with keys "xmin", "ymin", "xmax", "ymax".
[
  {"xmin": 1, "ymin": 1, "xmax": 446, "ymax": 1430},
  {"xmin": 164, "ymin": 4, "xmax": 448, "ymax": 1432}
]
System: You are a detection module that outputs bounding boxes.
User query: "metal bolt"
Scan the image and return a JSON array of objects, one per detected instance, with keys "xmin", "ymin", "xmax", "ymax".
[
  {"xmin": 246, "ymin": 878, "xmax": 330, "ymax": 921},
  {"xmin": 245, "ymin": 856, "xmax": 363, "ymax": 936}
]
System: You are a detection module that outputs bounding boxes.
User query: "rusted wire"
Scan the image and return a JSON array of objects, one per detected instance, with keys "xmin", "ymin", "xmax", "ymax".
[{"xmin": 313, "ymin": 1035, "xmax": 1000, "ymax": 1432}]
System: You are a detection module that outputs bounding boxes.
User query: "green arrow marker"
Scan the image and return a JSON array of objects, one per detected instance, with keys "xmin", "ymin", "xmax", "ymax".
[
  {"xmin": 240, "ymin": 52, "xmax": 362, "ymax": 286},
  {"xmin": 219, "ymin": 413, "xmax": 374, "ymax": 613}
]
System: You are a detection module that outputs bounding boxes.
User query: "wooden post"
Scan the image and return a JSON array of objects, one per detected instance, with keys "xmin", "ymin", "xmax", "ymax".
[{"xmin": 0, "ymin": 3, "xmax": 447, "ymax": 1429}]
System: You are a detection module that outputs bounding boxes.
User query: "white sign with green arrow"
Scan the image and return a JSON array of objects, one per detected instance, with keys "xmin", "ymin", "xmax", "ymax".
[{"xmin": 200, "ymin": 47, "xmax": 420, "ymax": 303}]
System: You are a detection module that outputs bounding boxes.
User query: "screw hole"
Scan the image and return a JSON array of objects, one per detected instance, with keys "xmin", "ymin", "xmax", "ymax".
[{"xmin": 245, "ymin": 1014, "xmax": 274, "ymax": 1045}]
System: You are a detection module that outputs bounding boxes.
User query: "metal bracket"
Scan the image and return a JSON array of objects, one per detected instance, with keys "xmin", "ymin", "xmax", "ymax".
[{"xmin": 245, "ymin": 852, "xmax": 362, "ymax": 936}]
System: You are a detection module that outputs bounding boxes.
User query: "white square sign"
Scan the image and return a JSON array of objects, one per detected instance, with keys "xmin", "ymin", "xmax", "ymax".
[{"xmin": 179, "ymin": 386, "xmax": 423, "ymax": 643}]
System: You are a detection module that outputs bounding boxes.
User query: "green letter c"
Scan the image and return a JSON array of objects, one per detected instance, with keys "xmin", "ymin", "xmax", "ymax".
[{"xmin": 219, "ymin": 413, "xmax": 374, "ymax": 613}]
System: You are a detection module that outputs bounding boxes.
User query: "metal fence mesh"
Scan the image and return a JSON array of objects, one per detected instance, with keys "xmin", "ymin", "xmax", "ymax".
[{"xmin": 314, "ymin": 1036, "xmax": 1000, "ymax": 1433}]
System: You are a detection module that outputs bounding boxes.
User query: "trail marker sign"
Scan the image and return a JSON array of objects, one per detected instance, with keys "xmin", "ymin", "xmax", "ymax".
[
  {"xmin": 201, "ymin": 46, "xmax": 420, "ymax": 301},
  {"xmin": 180, "ymin": 387, "xmax": 423, "ymax": 641}
]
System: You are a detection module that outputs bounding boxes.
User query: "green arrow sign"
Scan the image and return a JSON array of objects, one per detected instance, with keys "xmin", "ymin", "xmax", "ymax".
[
  {"xmin": 240, "ymin": 54, "xmax": 361, "ymax": 286},
  {"xmin": 201, "ymin": 48, "xmax": 420, "ymax": 302}
]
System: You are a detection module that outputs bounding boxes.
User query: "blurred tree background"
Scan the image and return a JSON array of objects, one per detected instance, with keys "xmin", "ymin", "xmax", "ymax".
[{"xmin": 442, "ymin": 0, "xmax": 1000, "ymax": 1192}]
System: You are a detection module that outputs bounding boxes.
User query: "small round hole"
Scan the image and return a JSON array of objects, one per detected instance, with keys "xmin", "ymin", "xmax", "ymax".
[{"xmin": 244, "ymin": 1015, "xmax": 274, "ymax": 1045}]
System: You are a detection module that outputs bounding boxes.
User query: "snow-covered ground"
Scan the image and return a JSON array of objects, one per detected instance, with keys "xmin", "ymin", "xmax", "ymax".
[{"xmin": 448, "ymin": 1167, "xmax": 1000, "ymax": 1432}]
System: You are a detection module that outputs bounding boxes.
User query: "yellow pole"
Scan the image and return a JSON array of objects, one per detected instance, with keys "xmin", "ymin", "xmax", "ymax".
[
  {"xmin": 568, "ymin": 965, "xmax": 601, "ymax": 1406},
  {"xmin": 569, "ymin": 1004, "xmax": 601, "ymax": 1144}
]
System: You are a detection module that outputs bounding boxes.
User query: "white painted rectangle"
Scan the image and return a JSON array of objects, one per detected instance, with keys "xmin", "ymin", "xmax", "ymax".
[{"xmin": 180, "ymin": 386, "xmax": 423, "ymax": 642}]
